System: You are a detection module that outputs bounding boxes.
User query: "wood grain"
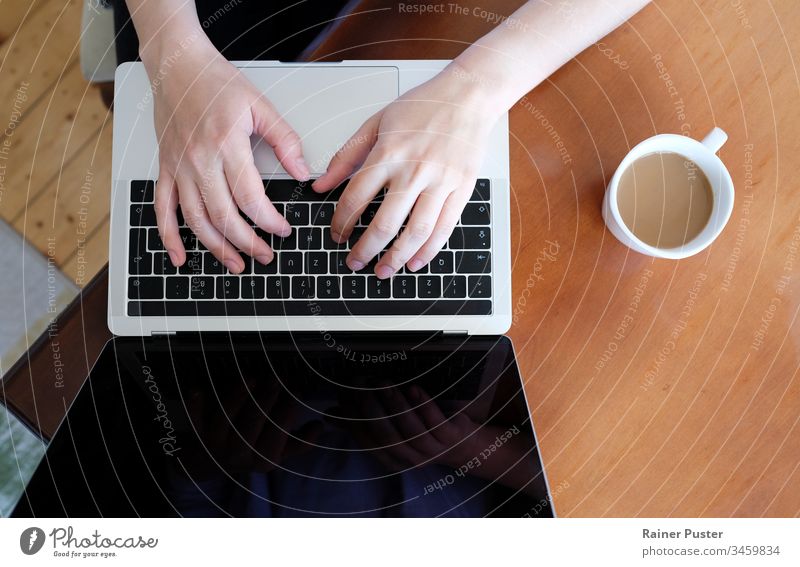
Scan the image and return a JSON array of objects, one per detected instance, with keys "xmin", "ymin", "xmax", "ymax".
[{"xmin": 2, "ymin": 0, "xmax": 798, "ymax": 517}]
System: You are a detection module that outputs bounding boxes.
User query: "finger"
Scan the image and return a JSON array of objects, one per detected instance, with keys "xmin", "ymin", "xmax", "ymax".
[
  {"xmin": 200, "ymin": 167, "xmax": 274, "ymax": 265},
  {"xmin": 312, "ymin": 112, "xmax": 381, "ymax": 193},
  {"xmin": 178, "ymin": 177, "xmax": 244, "ymax": 273},
  {"xmin": 223, "ymin": 138, "xmax": 292, "ymax": 238},
  {"xmin": 346, "ymin": 179, "xmax": 420, "ymax": 272},
  {"xmin": 374, "ymin": 187, "xmax": 451, "ymax": 279},
  {"xmin": 411, "ymin": 386, "xmax": 458, "ymax": 446},
  {"xmin": 154, "ymin": 168, "xmax": 185, "ymax": 266},
  {"xmin": 380, "ymin": 388, "xmax": 444, "ymax": 456},
  {"xmin": 330, "ymin": 161, "xmax": 388, "ymax": 245},
  {"xmin": 251, "ymin": 96, "xmax": 309, "ymax": 181},
  {"xmin": 406, "ymin": 185, "xmax": 471, "ymax": 272}
]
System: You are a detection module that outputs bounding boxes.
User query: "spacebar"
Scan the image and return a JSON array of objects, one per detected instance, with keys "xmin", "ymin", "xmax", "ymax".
[{"xmin": 129, "ymin": 300, "xmax": 492, "ymax": 317}]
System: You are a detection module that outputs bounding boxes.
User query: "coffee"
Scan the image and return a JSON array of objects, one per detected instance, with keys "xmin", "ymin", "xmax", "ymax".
[{"xmin": 616, "ymin": 151, "xmax": 713, "ymax": 249}]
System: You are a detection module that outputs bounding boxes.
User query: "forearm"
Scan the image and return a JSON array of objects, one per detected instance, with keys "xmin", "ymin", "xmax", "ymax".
[
  {"xmin": 450, "ymin": 0, "xmax": 651, "ymax": 112},
  {"xmin": 124, "ymin": 0, "xmax": 215, "ymax": 71}
]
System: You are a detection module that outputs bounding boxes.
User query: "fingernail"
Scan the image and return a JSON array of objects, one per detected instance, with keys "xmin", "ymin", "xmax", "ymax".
[
  {"xmin": 168, "ymin": 249, "xmax": 180, "ymax": 266},
  {"xmin": 256, "ymin": 254, "xmax": 273, "ymax": 265},
  {"xmin": 331, "ymin": 230, "xmax": 343, "ymax": 243},
  {"xmin": 280, "ymin": 224, "xmax": 292, "ymax": 237},
  {"xmin": 312, "ymin": 172, "xmax": 327, "ymax": 190},
  {"xmin": 376, "ymin": 264, "xmax": 394, "ymax": 279},
  {"xmin": 295, "ymin": 157, "xmax": 310, "ymax": 180},
  {"xmin": 224, "ymin": 259, "xmax": 241, "ymax": 273},
  {"xmin": 348, "ymin": 258, "xmax": 365, "ymax": 271},
  {"xmin": 407, "ymin": 259, "xmax": 423, "ymax": 272}
]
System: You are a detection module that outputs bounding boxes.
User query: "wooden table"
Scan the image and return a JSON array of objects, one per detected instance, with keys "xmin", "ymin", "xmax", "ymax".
[{"xmin": 2, "ymin": 0, "xmax": 799, "ymax": 517}]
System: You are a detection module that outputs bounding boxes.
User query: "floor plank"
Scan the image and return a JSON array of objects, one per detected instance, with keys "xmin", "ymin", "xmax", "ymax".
[
  {"xmin": 0, "ymin": 0, "xmax": 83, "ymax": 117},
  {"xmin": 2, "ymin": 63, "xmax": 110, "ymax": 222},
  {"xmin": 0, "ymin": 0, "xmax": 49, "ymax": 44},
  {"xmin": 60, "ymin": 215, "xmax": 109, "ymax": 287},
  {"xmin": 15, "ymin": 119, "xmax": 112, "ymax": 267}
]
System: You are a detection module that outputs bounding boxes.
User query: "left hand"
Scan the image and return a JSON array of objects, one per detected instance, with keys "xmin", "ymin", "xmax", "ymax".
[{"xmin": 312, "ymin": 64, "xmax": 502, "ymax": 278}]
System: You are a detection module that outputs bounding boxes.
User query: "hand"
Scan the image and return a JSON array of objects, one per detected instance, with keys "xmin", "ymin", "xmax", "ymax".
[
  {"xmin": 312, "ymin": 65, "xmax": 502, "ymax": 277},
  {"xmin": 150, "ymin": 43, "xmax": 309, "ymax": 273}
]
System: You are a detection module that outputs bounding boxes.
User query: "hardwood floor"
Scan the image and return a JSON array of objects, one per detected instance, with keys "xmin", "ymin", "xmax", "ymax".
[{"xmin": 0, "ymin": 0, "xmax": 112, "ymax": 286}]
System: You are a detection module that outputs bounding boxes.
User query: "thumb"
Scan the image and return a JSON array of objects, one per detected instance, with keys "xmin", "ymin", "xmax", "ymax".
[
  {"xmin": 252, "ymin": 96, "xmax": 310, "ymax": 181},
  {"xmin": 312, "ymin": 111, "xmax": 381, "ymax": 193}
]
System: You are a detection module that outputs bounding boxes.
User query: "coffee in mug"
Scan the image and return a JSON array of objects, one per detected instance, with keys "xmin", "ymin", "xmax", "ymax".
[
  {"xmin": 602, "ymin": 127, "xmax": 734, "ymax": 260},
  {"xmin": 616, "ymin": 151, "xmax": 714, "ymax": 249}
]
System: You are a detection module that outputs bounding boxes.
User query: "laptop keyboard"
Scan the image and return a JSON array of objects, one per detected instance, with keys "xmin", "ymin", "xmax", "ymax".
[{"xmin": 126, "ymin": 179, "xmax": 493, "ymax": 317}]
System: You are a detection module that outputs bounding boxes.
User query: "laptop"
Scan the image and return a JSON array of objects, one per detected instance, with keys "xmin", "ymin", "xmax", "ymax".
[
  {"xmin": 13, "ymin": 334, "xmax": 554, "ymax": 517},
  {"xmin": 108, "ymin": 60, "xmax": 511, "ymax": 335},
  {"xmin": 10, "ymin": 60, "xmax": 553, "ymax": 517}
]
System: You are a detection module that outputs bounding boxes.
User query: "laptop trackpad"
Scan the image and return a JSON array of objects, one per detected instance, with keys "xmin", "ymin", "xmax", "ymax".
[{"xmin": 243, "ymin": 66, "xmax": 399, "ymax": 176}]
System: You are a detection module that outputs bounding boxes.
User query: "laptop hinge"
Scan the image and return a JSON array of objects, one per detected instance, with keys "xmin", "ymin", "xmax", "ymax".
[
  {"xmin": 442, "ymin": 330, "xmax": 469, "ymax": 336},
  {"xmin": 151, "ymin": 331, "xmax": 176, "ymax": 336}
]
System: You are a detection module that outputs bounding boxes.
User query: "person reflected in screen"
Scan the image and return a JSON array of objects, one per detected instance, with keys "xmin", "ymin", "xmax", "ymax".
[{"xmin": 118, "ymin": 1, "xmax": 650, "ymax": 275}]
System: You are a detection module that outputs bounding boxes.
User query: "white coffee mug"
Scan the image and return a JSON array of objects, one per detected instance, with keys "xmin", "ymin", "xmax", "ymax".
[{"xmin": 602, "ymin": 127, "xmax": 734, "ymax": 259}]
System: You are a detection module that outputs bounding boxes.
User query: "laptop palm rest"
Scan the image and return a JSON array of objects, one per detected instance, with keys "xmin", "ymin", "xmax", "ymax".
[{"xmin": 244, "ymin": 65, "xmax": 399, "ymax": 176}]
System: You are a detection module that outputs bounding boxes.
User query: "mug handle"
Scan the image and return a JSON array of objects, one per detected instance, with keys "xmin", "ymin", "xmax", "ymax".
[{"xmin": 701, "ymin": 127, "xmax": 728, "ymax": 154}]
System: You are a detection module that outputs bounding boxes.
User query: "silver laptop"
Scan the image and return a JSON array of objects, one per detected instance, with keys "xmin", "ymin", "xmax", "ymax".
[{"xmin": 108, "ymin": 60, "xmax": 511, "ymax": 336}]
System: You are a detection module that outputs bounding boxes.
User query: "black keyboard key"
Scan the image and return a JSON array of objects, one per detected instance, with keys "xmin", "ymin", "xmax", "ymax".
[
  {"xmin": 348, "ymin": 227, "xmax": 366, "ymax": 247},
  {"xmin": 216, "ymin": 276, "xmax": 240, "ymax": 299},
  {"xmin": 265, "ymin": 180, "xmax": 316, "ymax": 201},
  {"xmin": 456, "ymin": 251, "xmax": 491, "ymax": 273},
  {"xmin": 449, "ymin": 227, "xmax": 490, "ymax": 249},
  {"xmin": 147, "ymin": 228, "xmax": 165, "ymax": 250},
  {"xmin": 298, "ymin": 227, "xmax": 322, "ymax": 250},
  {"xmin": 359, "ymin": 202, "xmax": 380, "ymax": 226},
  {"xmin": 393, "ymin": 276, "xmax": 415, "ymax": 298},
  {"xmin": 305, "ymin": 251, "xmax": 327, "ymax": 274},
  {"xmin": 253, "ymin": 227, "xmax": 272, "ymax": 247},
  {"xmin": 317, "ymin": 276, "xmax": 340, "ymax": 299},
  {"xmin": 285, "ymin": 203, "xmax": 309, "ymax": 225},
  {"xmin": 330, "ymin": 252, "xmax": 352, "ymax": 274},
  {"xmin": 190, "ymin": 276, "xmax": 215, "ymax": 299},
  {"xmin": 468, "ymin": 276, "xmax": 491, "ymax": 298},
  {"xmin": 418, "ymin": 275, "xmax": 441, "ymax": 298},
  {"xmin": 470, "ymin": 179, "xmax": 490, "ymax": 201},
  {"xmin": 266, "ymin": 276, "xmax": 290, "ymax": 299},
  {"xmin": 273, "ymin": 231, "xmax": 296, "ymax": 250},
  {"xmin": 165, "ymin": 276, "xmax": 190, "ymax": 299},
  {"xmin": 130, "ymin": 203, "xmax": 157, "ymax": 226},
  {"xmin": 129, "ymin": 228, "xmax": 148, "ymax": 253},
  {"xmin": 153, "ymin": 252, "xmax": 177, "ymax": 275},
  {"xmin": 280, "ymin": 252, "xmax": 302, "ymax": 274},
  {"xmin": 179, "ymin": 251, "xmax": 204, "ymax": 275},
  {"xmin": 461, "ymin": 202, "xmax": 490, "ymax": 225},
  {"xmin": 131, "ymin": 180, "xmax": 155, "ymax": 202},
  {"xmin": 128, "ymin": 277, "xmax": 162, "ymax": 299},
  {"xmin": 443, "ymin": 275, "xmax": 467, "ymax": 298},
  {"xmin": 131, "ymin": 299, "xmax": 493, "ymax": 317},
  {"xmin": 430, "ymin": 251, "xmax": 454, "ymax": 274},
  {"xmin": 238, "ymin": 255, "xmax": 253, "ymax": 275},
  {"xmin": 254, "ymin": 254, "xmax": 278, "ymax": 274},
  {"xmin": 179, "ymin": 227, "xmax": 198, "ymax": 250},
  {"xmin": 323, "ymin": 228, "xmax": 345, "ymax": 249},
  {"xmin": 342, "ymin": 276, "xmax": 366, "ymax": 298},
  {"xmin": 367, "ymin": 276, "xmax": 391, "ymax": 298},
  {"xmin": 129, "ymin": 250, "xmax": 152, "ymax": 275},
  {"xmin": 311, "ymin": 203, "xmax": 334, "ymax": 225},
  {"xmin": 241, "ymin": 276, "xmax": 265, "ymax": 299},
  {"xmin": 292, "ymin": 276, "xmax": 315, "ymax": 299},
  {"xmin": 203, "ymin": 252, "xmax": 225, "ymax": 274}
]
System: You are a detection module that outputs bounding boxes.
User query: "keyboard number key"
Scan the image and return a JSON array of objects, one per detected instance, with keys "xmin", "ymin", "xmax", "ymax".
[
  {"xmin": 392, "ymin": 276, "xmax": 415, "ymax": 298},
  {"xmin": 468, "ymin": 276, "xmax": 491, "ymax": 298}
]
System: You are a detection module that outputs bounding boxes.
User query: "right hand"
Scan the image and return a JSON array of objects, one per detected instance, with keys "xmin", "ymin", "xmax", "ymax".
[{"xmin": 149, "ymin": 43, "xmax": 309, "ymax": 273}]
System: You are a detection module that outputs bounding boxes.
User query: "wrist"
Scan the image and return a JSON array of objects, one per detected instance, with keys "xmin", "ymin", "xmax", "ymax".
[
  {"xmin": 440, "ymin": 59, "xmax": 516, "ymax": 119},
  {"xmin": 138, "ymin": 20, "xmax": 215, "ymax": 76}
]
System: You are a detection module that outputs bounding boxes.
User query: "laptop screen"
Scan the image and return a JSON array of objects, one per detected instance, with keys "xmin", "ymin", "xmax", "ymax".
[{"xmin": 13, "ymin": 334, "xmax": 553, "ymax": 517}]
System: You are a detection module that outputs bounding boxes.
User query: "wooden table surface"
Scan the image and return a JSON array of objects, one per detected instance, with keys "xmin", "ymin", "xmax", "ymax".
[{"xmin": 3, "ymin": 0, "xmax": 799, "ymax": 517}]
